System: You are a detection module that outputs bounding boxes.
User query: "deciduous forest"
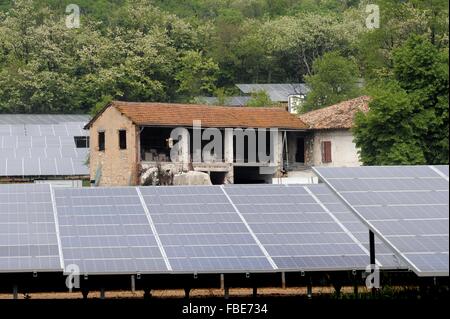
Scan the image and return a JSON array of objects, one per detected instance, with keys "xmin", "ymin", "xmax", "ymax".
[{"xmin": 0, "ymin": 0, "xmax": 448, "ymax": 164}]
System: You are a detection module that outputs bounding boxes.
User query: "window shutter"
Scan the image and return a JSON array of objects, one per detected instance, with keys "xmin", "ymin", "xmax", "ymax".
[{"xmin": 322, "ymin": 141, "xmax": 332, "ymax": 163}]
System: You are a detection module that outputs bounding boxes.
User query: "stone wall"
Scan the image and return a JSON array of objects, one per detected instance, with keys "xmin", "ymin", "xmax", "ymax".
[{"xmin": 89, "ymin": 107, "xmax": 139, "ymax": 186}]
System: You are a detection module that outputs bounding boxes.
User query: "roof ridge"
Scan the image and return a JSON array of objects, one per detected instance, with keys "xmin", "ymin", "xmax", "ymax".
[{"xmin": 111, "ymin": 100, "xmax": 284, "ymax": 111}]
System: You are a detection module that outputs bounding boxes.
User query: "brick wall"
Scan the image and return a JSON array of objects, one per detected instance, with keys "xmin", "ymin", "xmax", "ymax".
[{"xmin": 89, "ymin": 107, "xmax": 139, "ymax": 186}]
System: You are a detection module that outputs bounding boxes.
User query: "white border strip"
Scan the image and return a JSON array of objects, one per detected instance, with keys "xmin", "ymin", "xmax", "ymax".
[
  {"xmin": 49, "ymin": 184, "xmax": 65, "ymax": 271},
  {"xmin": 429, "ymin": 165, "xmax": 449, "ymax": 182},
  {"xmin": 136, "ymin": 187, "xmax": 173, "ymax": 272},
  {"xmin": 220, "ymin": 186, "xmax": 278, "ymax": 270},
  {"xmin": 304, "ymin": 185, "xmax": 381, "ymax": 267}
]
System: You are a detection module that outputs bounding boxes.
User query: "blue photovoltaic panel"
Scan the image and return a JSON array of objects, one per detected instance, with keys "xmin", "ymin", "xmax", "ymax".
[
  {"xmin": 223, "ymin": 184, "xmax": 373, "ymax": 272},
  {"xmin": 314, "ymin": 166, "xmax": 449, "ymax": 277},
  {"xmin": 306, "ymin": 184, "xmax": 405, "ymax": 269},
  {"xmin": 54, "ymin": 187, "xmax": 169, "ymax": 275},
  {"xmin": 139, "ymin": 186, "xmax": 275, "ymax": 273},
  {"xmin": 0, "ymin": 115, "xmax": 89, "ymax": 177},
  {"xmin": 0, "ymin": 184, "xmax": 61, "ymax": 273}
]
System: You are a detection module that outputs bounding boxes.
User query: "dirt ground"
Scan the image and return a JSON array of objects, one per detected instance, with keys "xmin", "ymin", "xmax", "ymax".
[{"xmin": 0, "ymin": 286, "xmax": 372, "ymax": 300}]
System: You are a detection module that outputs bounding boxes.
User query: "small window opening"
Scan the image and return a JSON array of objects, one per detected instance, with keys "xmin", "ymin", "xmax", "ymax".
[{"xmin": 119, "ymin": 130, "xmax": 127, "ymax": 150}]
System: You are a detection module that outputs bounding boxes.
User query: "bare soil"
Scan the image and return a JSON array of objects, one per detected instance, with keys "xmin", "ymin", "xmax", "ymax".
[{"xmin": 0, "ymin": 286, "xmax": 371, "ymax": 300}]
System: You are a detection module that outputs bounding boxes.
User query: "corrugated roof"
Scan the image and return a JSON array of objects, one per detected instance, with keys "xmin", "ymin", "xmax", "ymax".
[
  {"xmin": 86, "ymin": 101, "xmax": 309, "ymax": 130},
  {"xmin": 236, "ymin": 83, "xmax": 310, "ymax": 102},
  {"xmin": 198, "ymin": 96, "xmax": 251, "ymax": 107},
  {"xmin": 299, "ymin": 96, "xmax": 370, "ymax": 130}
]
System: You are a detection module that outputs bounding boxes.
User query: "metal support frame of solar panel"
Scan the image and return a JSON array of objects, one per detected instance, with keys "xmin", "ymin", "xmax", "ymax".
[
  {"xmin": 314, "ymin": 166, "xmax": 449, "ymax": 277},
  {"xmin": 54, "ymin": 187, "xmax": 169, "ymax": 275},
  {"xmin": 223, "ymin": 184, "xmax": 373, "ymax": 272},
  {"xmin": 139, "ymin": 186, "xmax": 276, "ymax": 273},
  {"xmin": 306, "ymin": 184, "xmax": 406, "ymax": 270},
  {"xmin": 0, "ymin": 184, "xmax": 62, "ymax": 273}
]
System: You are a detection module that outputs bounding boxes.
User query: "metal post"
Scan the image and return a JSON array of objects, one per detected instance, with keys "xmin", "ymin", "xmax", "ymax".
[
  {"xmin": 224, "ymin": 286, "xmax": 230, "ymax": 300},
  {"xmin": 144, "ymin": 288, "xmax": 152, "ymax": 300},
  {"xmin": 220, "ymin": 274, "xmax": 225, "ymax": 290},
  {"xmin": 369, "ymin": 230, "xmax": 376, "ymax": 296},
  {"xmin": 281, "ymin": 272, "xmax": 286, "ymax": 289},
  {"xmin": 12, "ymin": 285, "xmax": 18, "ymax": 300},
  {"xmin": 184, "ymin": 287, "xmax": 191, "ymax": 299},
  {"xmin": 369, "ymin": 231, "xmax": 376, "ymax": 266},
  {"xmin": 353, "ymin": 271, "xmax": 359, "ymax": 297},
  {"xmin": 81, "ymin": 288, "xmax": 89, "ymax": 300},
  {"xmin": 131, "ymin": 275, "xmax": 136, "ymax": 293},
  {"xmin": 307, "ymin": 277, "xmax": 312, "ymax": 299},
  {"xmin": 100, "ymin": 288, "xmax": 106, "ymax": 300}
]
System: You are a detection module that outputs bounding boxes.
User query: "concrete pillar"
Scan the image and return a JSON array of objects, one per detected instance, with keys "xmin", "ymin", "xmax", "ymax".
[
  {"xmin": 275, "ymin": 130, "xmax": 283, "ymax": 167},
  {"xmin": 180, "ymin": 128, "xmax": 190, "ymax": 165},
  {"xmin": 224, "ymin": 128, "xmax": 234, "ymax": 164}
]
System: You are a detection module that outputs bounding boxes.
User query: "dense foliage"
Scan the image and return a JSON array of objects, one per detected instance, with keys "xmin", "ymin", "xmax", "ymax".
[
  {"xmin": 0, "ymin": 0, "xmax": 448, "ymax": 164},
  {"xmin": 354, "ymin": 36, "xmax": 449, "ymax": 165}
]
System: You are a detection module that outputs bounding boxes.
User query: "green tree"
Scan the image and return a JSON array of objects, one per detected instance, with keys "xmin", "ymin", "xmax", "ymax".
[
  {"xmin": 175, "ymin": 51, "xmax": 219, "ymax": 99},
  {"xmin": 354, "ymin": 36, "xmax": 449, "ymax": 165},
  {"xmin": 303, "ymin": 51, "xmax": 361, "ymax": 111},
  {"xmin": 245, "ymin": 90, "xmax": 274, "ymax": 107}
]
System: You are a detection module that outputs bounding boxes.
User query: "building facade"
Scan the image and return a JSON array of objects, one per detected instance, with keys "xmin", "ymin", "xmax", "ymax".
[
  {"xmin": 299, "ymin": 96, "xmax": 370, "ymax": 167},
  {"xmin": 85, "ymin": 101, "xmax": 309, "ymax": 186}
]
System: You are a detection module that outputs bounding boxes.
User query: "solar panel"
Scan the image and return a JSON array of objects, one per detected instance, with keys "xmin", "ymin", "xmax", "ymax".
[
  {"xmin": 54, "ymin": 187, "xmax": 169, "ymax": 275},
  {"xmin": 138, "ymin": 186, "xmax": 276, "ymax": 273},
  {"xmin": 314, "ymin": 165, "xmax": 450, "ymax": 277},
  {"xmin": 236, "ymin": 84, "xmax": 310, "ymax": 102},
  {"xmin": 0, "ymin": 114, "xmax": 90, "ymax": 125},
  {"xmin": 0, "ymin": 115, "xmax": 89, "ymax": 177},
  {"xmin": 0, "ymin": 184, "xmax": 62, "ymax": 273},
  {"xmin": 306, "ymin": 184, "xmax": 405, "ymax": 269},
  {"xmin": 223, "ymin": 184, "xmax": 373, "ymax": 272}
]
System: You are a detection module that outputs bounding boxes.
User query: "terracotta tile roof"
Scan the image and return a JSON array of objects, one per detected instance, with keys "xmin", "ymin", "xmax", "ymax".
[
  {"xmin": 299, "ymin": 96, "xmax": 370, "ymax": 130},
  {"xmin": 86, "ymin": 101, "xmax": 309, "ymax": 130}
]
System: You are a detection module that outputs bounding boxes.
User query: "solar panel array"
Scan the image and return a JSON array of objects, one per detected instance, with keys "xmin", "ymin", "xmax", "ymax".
[
  {"xmin": 200, "ymin": 96, "xmax": 250, "ymax": 107},
  {"xmin": 0, "ymin": 114, "xmax": 89, "ymax": 125},
  {"xmin": 236, "ymin": 84, "xmax": 310, "ymax": 102},
  {"xmin": 54, "ymin": 187, "xmax": 168, "ymax": 274},
  {"xmin": 0, "ymin": 184, "xmax": 62, "ymax": 272},
  {"xmin": 0, "ymin": 115, "xmax": 89, "ymax": 177},
  {"xmin": 224, "ymin": 184, "xmax": 374, "ymax": 271},
  {"xmin": 1, "ymin": 166, "xmax": 448, "ymax": 277},
  {"xmin": 305, "ymin": 184, "xmax": 405, "ymax": 269},
  {"xmin": 139, "ymin": 186, "xmax": 275, "ymax": 273},
  {"xmin": 314, "ymin": 166, "xmax": 449, "ymax": 277}
]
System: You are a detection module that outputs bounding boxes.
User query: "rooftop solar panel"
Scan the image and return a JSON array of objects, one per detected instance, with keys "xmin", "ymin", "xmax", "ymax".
[
  {"xmin": 0, "ymin": 115, "xmax": 89, "ymax": 177},
  {"xmin": 0, "ymin": 114, "xmax": 90, "ymax": 125},
  {"xmin": 54, "ymin": 187, "xmax": 169, "ymax": 275},
  {"xmin": 0, "ymin": 184, "xmax": 62, "ymax": 273},
  {"xmin": 223, "ymin": 184, "xmax": 375, "ymax": 272},
  {"xmin": 138, "ymin": 186, "xmax": 276, "ymax": 273},
  {"xmin": 236, "ymin": 84, "xmax": 310, "ymax": 102},
  {"xmin": 314, "ymin": 165, "xmax": 450, "ymax": 277}
]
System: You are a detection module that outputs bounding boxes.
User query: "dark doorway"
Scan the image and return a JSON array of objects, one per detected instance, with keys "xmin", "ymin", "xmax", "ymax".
[
  {"xmin": 210, "ymin": 172, "xmax": 227, "ymax": 185},
  {"xmin": 234, "ymin": 167, "xmax": 272, "ymax": 184},
  {"xmin": 296, "ymin": 138, "xmax": 305, "ymax": 163}
]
